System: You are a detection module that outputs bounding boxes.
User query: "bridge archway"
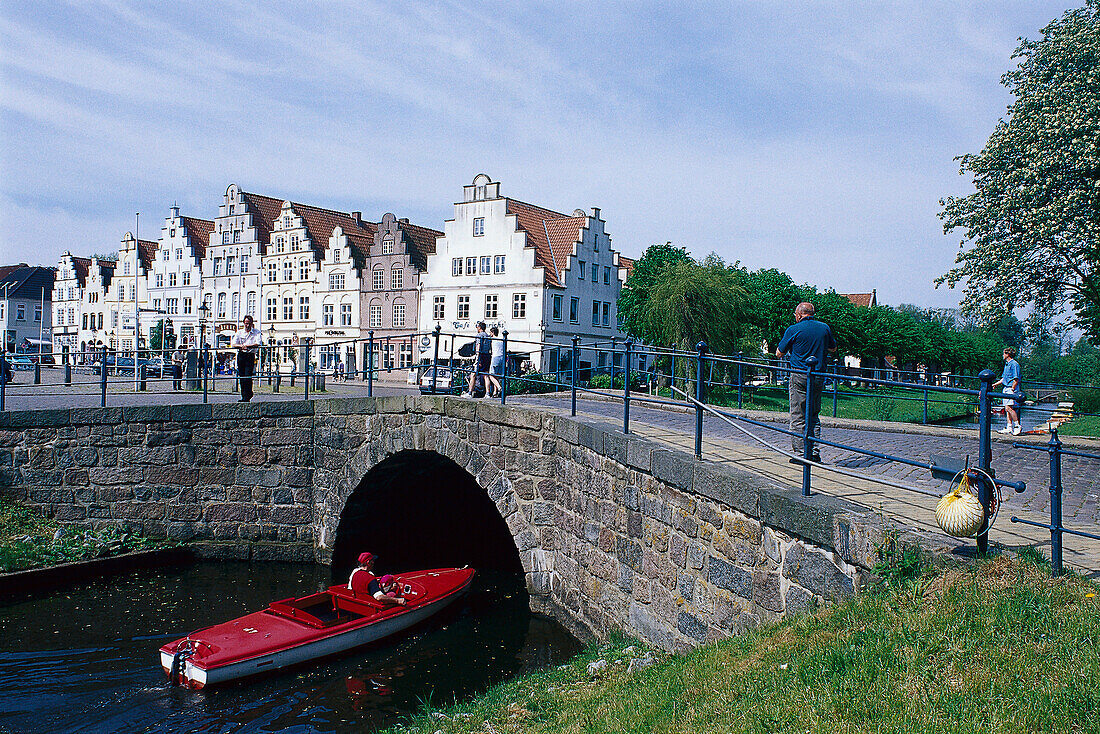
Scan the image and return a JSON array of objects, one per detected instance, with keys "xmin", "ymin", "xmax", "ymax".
[{"xmin": 330, "ymin": 450, "xmax": 524, "ymax": 581}]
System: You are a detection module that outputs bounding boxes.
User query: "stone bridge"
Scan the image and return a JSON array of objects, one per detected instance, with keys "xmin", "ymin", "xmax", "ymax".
[{"xmin": 0, "ymin": 397, "xmax": 904, "ymax": 651}]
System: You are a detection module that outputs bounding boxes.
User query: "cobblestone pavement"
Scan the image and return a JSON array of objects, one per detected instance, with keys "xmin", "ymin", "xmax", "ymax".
[{"xmin": 511, "ymin": 393, "xmax": 1100, "ymax": 576}]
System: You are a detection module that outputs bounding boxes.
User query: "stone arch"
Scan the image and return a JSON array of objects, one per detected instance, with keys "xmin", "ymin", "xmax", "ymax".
[{"xmin": 316, "ymin": 422, "xmax": 542, "ymax": 587}]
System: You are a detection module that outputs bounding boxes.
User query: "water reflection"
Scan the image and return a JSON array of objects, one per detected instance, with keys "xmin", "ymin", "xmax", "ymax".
[{"xmin": 0, "ymin": 561, "xmax": 581, "ymax": 733}]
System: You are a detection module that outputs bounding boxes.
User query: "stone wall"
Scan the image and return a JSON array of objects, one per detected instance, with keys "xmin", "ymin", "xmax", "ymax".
[{"xmin": 0, "ymin": 397, "xmax": 918, "ymax": 652}]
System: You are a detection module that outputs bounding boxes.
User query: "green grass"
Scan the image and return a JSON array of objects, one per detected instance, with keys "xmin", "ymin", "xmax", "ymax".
[
  {"xmin": 388, "ymin": 556, "xmax": 1100, "ymax": 734},
  {"xmin": 0, "ymin": 497, "xmax": 176, "ymax": 572},
  {"xmin": 1056, "ymin": 415, "xmax": 1100, "ymax": 438},
  {"xmin": 690, "ymin": 384, "xmax": 975, "ymax": 424}
]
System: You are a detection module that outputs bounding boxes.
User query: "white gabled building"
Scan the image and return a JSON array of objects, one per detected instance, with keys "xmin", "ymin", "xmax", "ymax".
[
  {"xmin": 146, "ymin": 207, "xmax": 212, "ymax": 348},
  {"xmin": 418, "ymin": 174, "xmax": 634, "ymax": 373},
  {"xmin": 105, "ymin": 232, "xmax": 157, "ymax": 353}
]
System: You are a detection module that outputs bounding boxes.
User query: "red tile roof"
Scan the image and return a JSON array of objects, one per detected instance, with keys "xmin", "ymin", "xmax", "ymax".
[
  {"xmin": 181, "ymin": 217, "xmax": 214, "ymax": 261},
  {"xmin": 841, "ymin": 291, "xmax": 877, "ymax": 308},
  {"xmin": 506, "ymin": 199, "xmax": 586, "ymax": 287},
  {"xmin": 293, "ymin": 203, "xmax": 376, "ymax": 261},
  {"xmin": 618, "ymin": 255, "xmax": 635, "ymax": 280},
  {"xmin": 240, "ymin": 191, "xmax": 283, "ymax": 253},
  {"xmin": 69, "ymin": 256, "xmax": 91, "ymax": 287},
  {"xmin": 397, "ymin": 220, "xmax": 443, "ymax": 271},
  {"xmin": 137, "ymin": 239, "xmax": 158, "ymax": 271}
]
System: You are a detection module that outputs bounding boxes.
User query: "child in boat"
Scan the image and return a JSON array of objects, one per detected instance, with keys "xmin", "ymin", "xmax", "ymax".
[
  {"xmin": 347, "ymin": 552, "xmax": 377, "ymax": 592},
  {"xmin": 370, "ymin": 574, "xmax": 407, "ymax": 607}
]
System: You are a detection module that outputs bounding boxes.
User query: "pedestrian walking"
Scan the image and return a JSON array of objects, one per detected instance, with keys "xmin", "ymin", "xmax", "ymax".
[
  {"xmin": 464, "ymin": 321, "xmax": 491, "ymax": 397},
  {"xmin": 776, "ymin": 302, "xmax": 837, "ymax": 462},
  {"xmin": 231, "ymin": 315, "xmax": 261, "ymax": 402},
  {"xmin": 487, "ymin": 326, "xmax": 504, "ymax": 398},
  {"xmin": 993, "ymin": 347, "xmax": 1023, "ymax": 435},
  {"xmin": 171, "ymin": 345, "xmax": 185, "ymax": 390}
]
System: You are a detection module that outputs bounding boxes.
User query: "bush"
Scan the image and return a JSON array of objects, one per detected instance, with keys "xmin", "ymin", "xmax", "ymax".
[
  {"xmin": 1071, "ymin": 387, "xmax": 1100, "ymax": 415},
  {"xmin": 506, "ymin": 371, "xmax": 562, "ymax": 395}
]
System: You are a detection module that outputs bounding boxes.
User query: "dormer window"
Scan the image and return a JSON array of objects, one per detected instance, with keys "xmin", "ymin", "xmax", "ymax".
[
  {"xmin": 473, "ymin": 217, "xmax": 485, "ymax": 236},
  {"xmin": 382, "ymin": 235, "xmax": 394, "ymax": 254},
  {"xmin": 334, "ymin": 249, "xmax": 340, "ymax": 263},
  {"xmin": 229, "ymin": 205, "xmax": 235, "ymax": 215}
]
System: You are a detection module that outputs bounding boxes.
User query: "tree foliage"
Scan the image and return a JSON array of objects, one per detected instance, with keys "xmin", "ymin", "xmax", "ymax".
[
  {"xmin": 617, "ymin": 243, "xmax": 693, "ymax": 340},
  {"xmin": 938, "ymin": 1, "xmax": 1100, "ymax": 340},
  {"xmin": 635, "ymin": 260, "xmax": 749, "ymax": 354}
]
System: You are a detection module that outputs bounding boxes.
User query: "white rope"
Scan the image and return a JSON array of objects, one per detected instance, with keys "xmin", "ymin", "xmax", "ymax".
[{"xmin": 669, "ymin": 386, "xmax": 945, "ymax": 499}]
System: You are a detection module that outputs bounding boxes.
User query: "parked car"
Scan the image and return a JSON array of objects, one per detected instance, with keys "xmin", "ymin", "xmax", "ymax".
[{"xmin": 9, "ymin": 355, "xmax": 33, "ymax": 371}]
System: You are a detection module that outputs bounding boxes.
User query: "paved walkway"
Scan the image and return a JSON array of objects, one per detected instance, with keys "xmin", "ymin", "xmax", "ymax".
[{"xmin": 512, "ymin": 394, "xmax": 1100, "ymax": 577}]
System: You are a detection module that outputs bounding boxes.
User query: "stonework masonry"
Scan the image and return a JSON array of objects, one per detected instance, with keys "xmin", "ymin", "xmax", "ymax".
[{"xmin": 0, "ymin": 397, "xmax": 923, "ymax": 651}]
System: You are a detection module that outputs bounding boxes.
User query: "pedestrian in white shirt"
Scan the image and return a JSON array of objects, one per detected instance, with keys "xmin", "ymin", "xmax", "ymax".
[{"xmin": 231, "ymin": 315, "xmax": 261, "ymax": 402}]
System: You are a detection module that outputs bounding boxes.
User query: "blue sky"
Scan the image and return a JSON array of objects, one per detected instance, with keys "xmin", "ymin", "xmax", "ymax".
[{"xmin": 0, "ymin": 1, "xmax": 1079, "ymax": 309}]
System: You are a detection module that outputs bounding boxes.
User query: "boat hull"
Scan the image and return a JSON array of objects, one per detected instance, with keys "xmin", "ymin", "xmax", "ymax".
[{"xmin": 160, "ymin": 567, "xmax": 473, "ymax": 688}]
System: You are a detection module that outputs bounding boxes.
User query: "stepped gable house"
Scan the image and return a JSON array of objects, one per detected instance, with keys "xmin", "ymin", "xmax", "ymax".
[
  {"xmin": 107, "ymin": 232, "xmax": 159, "ymax": 353},
  {"xmin": 147, "ymin": 206, "xmax": 212, "ymax": 348},
  {"xmin": 418, "ymin": 174, "xmax": 633, "ymax": 373}
]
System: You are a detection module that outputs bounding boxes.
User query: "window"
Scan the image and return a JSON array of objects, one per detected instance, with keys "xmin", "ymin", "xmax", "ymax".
[
  {"xmin": 283, "ymin": 261, "xmax": 293, "ymax": 281},
  {"xmin": 240, "ymin": 255, "xmax": 248, "ymax": 273},
  {"xmin": 217, "ymin": 293, "xmax": 226, "ymax": 319},
  {"xmin": 340, "ymin": 303, "xmax": 352, "ymax": 326},
  {"xmin": 267, "ymin": 262, "xmax": 277, "ymax": 283},
  {"xmin": 333, "ymin": 249, "xmax": 340, "ymax": 263},
  {"xmin": 485, "ymin": 294, "xmax": 498, "ymax": 318},
  {"xmin": 170, "ymin": 229, "xmax": 176, "ymax": 238},
  {"xmin": 323, "ymin": 303, "xmax": 334, "ymax": 326},
  {"xmin": 184, "ymin": 297, "xmax": 192, "ymax": 314},
  {"xmin": 247, "ymin": 292, "xmax": 255, "ymax": 318},
  {"xmin": 168, "ymin": 272, "xmax": 177, "ymax": 287},
  {"xmin": 155, "ymin": 273, "xmax": 164, "ymax": 287},
  {"xmin": 282, "ymin": 297, "xmax": 293, "ymax": 320},
  {"xmin": 602, "ymin": 301, "xmax": 610, "ymax": 326},
  {"xmin": 473, "ymin": 217, "xmax": 485, "ymax": 236},
  {"xmin": 329, "ymin": 272, "xmax": 345, "ymax": 290},
  {"xmin": 182, "ymin": 271, "xmax": 191, "ymax": 286},
  {"xmin": 593, "ymin": 235, "xmax": 599, "ymax": 251},
  {"xmin": 67, "ymin": 287, "xmax": 74, "ymax": 300},
  {"xmin": 591, "ymin": 263, "xmax": 598, "ymax": 282},
  {"xmin": 222, "ymin": 232, "xmax": 230, "ymax": 244},
  {"xmin": 392, "ymin": 302, "xmax": 405, "ymax": 327},
  {"xmin": 466, "ymin": 257, "xmax": 476, "ymax": 275},
  {"xmin": 494, "ymin": 255, "xmax": 505, "ymax": 273},
  {"xmin": 299, "ymin": 259, "xmax": 309, "ymax": 281},
  {"xmin": 399, "ymin": 342, "xmax": 412, "ymax": 368},
  {"xmin": 229, "ymin": 205, "xmax": 235, "ymax": 215},
  {"xmin": 552, "ymin": 294, "xmax": 563, "ymax": 321},
  {"xmin": 124, "ymin": 261, "xmax": 131, "ymax": 275},
  {"xmin": 167, "ymin": 298, "xmax": 179, "ymax": 315},
  {"xmin": 452, "ymin": 258, "xmax": 463, "ymax": 276},
  {"xmin": 480, "ymin": 256, "xmax": 491, "ymax": 275},
  {"xmin": 457, "ymin": 295, "xmax": 470, "ymax": 319},
  {"xmin": 578, "ymin": 260, "xmax": 585, "ymax": 279},
  {"xmin": 592, "ymin": 300, "xmax": 600, "ymax": 326},
  {"xmin": 382, "ymin": 236, "xmax": 394, "ymax": 255},
  {"xmin": 433, "ymin": 295, "xmax": 445, "ymax": 320},
  {"xmin": 391, "ymin": 267, "xmax": 403, "ymax": 290},
  {"xmin": 283, "ymin": 216, "xmax": 291, "ymax": 228},
  {"xmin": 513, "ymin": 293, "xmax": 526, "ymax": 319},
  {"xmin": 267, "ymin": 298, "xmax": 278, "ymax": 321},
  {"xmin": 276, "ymin": 237, "xmax": 285, "ymax": 254},
  {"xmin": 232, "ymin": 230, "xmax": 240, "ymax": 243},
  {"xmin": 83, "ymin": 314, "xmax": 88, "ymax": 330},
  {"xmin": 226, "ymin": 256, "xmax": 235, "ymax": 276},
  {"xmin": 299, "ymin": 296, "xmax": 309, "ymax": 321},
  {"xmin": 231, "ymin": 292, "xmax": 239, "ymax": 319},
  {"xmin": 175, "ymin": 249, "xmax": 182, "ymax": 260},
  {"xmin": 604, "ymin": 266, "xmax": 611, "ymax": 285},
  {"xmin": 213, "ymin": 258, "xmax": 223, "ymax": 276},
  {"xmin": 369, "ymin": 303, "xmax": 382, "ymax": 328},
  {"xmin": 34, "ymin": 304, "xmax": 41, "ymax": 322},
  {"xmin": 291, "ymin": 234, "xmax": 300, "ymax": 251},
  {"xmin": 373, "ymin": 268, "xmax": 385, "ymax": 290},
  {"xmin": 570, "ymin": 297, "xmax": 579, "ymax": 323}
]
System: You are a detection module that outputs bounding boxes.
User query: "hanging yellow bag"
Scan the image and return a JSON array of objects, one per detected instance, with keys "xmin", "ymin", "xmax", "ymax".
[{"xmin": 936, "ymin": 472, "xmax": 985, "ymax": 538}]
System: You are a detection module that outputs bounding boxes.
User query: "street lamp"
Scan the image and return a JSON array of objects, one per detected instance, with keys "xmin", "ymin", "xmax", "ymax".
[
  {"xmin": 197, "ymin": 301, "xmax": 210, "ymax": 351},
  {"xmin": 268, "ymin": 324, "xmax": 275, "ymax": 375}
]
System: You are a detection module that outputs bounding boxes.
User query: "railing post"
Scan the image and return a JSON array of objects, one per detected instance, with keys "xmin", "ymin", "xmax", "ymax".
[
  {"xmin": 367, "ymin": 330, "xmax": 374, "ymax": 398},
  {"xmin": 274, "ymin": 370, "xmax": 280, "ymax": 393},
  {"xmin": 832, "ymin": 366, "xmax": 838, "ymax": 417},
  {"xmin": 1049, "ymin": 430, "xmax": 1064, "ymax": 577},
  {"xmin": 65, "ymin": 363, "xmax": 72, "ymax": 385},
  {"xmin": 139, "ymin": 363, "xmax": 147, "ymax": 391},
  {"xmin": 923, "ymin": 388, "xmax": 929, "ymax": 424},
  {"xmin": 736, "ymin": 353, "xmax": 743, "ymax": 409},
  {"xmin": 431, "ymin": 325, "xmax": 441, "ymax": 394},
  {"xmin": 34, "ymin": 362, "xmax": 40, "ymax": 385},
  {"xmin": 623, "ymin": 338, "xmax": 632, "ymax": 434},
  {"xmin": 695, "ymin": 341, "xmax": 707, "ymax": 459},
  {"xmin": 202, "ymin": 347, "xmax": 209, "ymax": 404},
  {"xmin": 571, "ymin": 335, "xmax": 579, "ymax": 417},
  {"xmin": 802, "ymin": 356, "xmax": 818, "ymax": 497},
  {"xmin": 670, "ymin": 353, "xmax": 676, "ymax": 400},
  {"xmin": 1, "ymin": 359, "xmax": 6, "ymax": 411},
  {"xmin": 500, "ymin": 330, "xmax": 509, "ymax": 405},
  {"xmin": 101, "ymin": 346, "xmax": 108, "ymax": 407},
  {"xmin": 304, "ymin": 341, "xmax": 311, "ymax": 401},
  {"xmin": 976, "ymin": 368, "xmax": 996, "ymax": 556}
]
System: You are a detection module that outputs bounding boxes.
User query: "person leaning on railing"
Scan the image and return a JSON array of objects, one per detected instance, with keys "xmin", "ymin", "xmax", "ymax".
[
  {"xmin": 776, "ymin": 302, "xmax": 837, "ymax": 463},
  {"xmin": 231, "ymin": 315, "xmax": 262, "ymax": 402}
]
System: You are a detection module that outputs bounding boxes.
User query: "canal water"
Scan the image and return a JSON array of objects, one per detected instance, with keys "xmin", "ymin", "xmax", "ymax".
[
  {"xmin": 0, "ymin": 561, "xmax": 582, "ymax": 733},
  {"xmin": 940, "ymin": 402, "xmax": 1060, "ymax": 433}
]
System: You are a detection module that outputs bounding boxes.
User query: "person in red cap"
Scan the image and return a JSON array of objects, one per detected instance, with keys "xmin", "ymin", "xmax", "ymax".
[
  {"xmin": 369, "ymin": 574, "xmax": 406, "ymax": 607},
  {"xmin": 347, "ymin": 552, "xmax": 377, "ymax": 593}
]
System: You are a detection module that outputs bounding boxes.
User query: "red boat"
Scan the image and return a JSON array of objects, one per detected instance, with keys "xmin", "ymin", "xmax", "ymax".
[{"xmin": 160, "ymin": 567, "xmax": 475, "ymax": 689}]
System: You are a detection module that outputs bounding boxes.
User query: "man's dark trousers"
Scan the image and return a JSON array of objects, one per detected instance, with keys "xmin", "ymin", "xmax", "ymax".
[
  {"xmin": 789, "ymin": 373, "xmax": 825, "ymax": 454},
  {"xmin": 238, "ymin": 351, "xmax": 256, "ymax": 402}
]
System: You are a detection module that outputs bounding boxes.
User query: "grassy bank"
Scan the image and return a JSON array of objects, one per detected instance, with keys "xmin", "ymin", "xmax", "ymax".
[
  {"xmin": 1057, "ymin": 415, "xmax": 1100, "ymax": 438},
  {"xmin": 391, "ymin": 557, "xmax": 1100, "ymax": 734},
  {"xmin": 0, "ymin": 497, "xmax": 176, "ymax": 573}
]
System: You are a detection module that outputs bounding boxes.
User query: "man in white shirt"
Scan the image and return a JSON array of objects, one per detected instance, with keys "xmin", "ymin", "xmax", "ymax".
[{"xmin": 231, "ymin": 315, "xmax": 261, "ymax": 402}]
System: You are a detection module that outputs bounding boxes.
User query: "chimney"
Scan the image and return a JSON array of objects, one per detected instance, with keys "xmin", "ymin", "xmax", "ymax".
[
  {"xmin": 399, "ymin": 218, "xmax": 409, "ymax": 224},
  {"xmin": 351, "ymin": 211, "xmax": 362, "ymax": 225}
]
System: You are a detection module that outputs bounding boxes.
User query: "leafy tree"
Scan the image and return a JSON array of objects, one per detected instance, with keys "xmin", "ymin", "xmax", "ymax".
[
  {"xmin": 938, "ymin": 2, "xmax": 1100, "ymax": 340},
  {"xmin": 618, "ymin": 243, "xmax": 692, "ymax": 340},
  {"xmin": 636, "ymin": 261, "xmax": 749, "ymax": 356},
  {"xmin": 741, "ymin": 268, "xmax": 802, "ymax": 351},
  {"xmin": 149, "ymin": 319, "xmax": 176, "ymax": 355},
  {"xmin": 992, "ymin": 314, "xmax": 1025, "ymax": 351}
]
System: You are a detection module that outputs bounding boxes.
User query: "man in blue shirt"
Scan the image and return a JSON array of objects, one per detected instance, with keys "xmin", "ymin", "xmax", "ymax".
[
  {"xmin": 776, "ymin": 302, "xmax": 837, "ymax": 462},
  {"xmin": 993, "ymin": 347, "xmax": 1023, "ymax": 435}
]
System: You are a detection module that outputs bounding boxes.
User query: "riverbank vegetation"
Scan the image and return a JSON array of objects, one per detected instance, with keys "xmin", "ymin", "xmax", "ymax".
[
  {"xmin": 0, "ymin": 497, "xmax": 176, "ymax": 573},
  {"xmin": 392, "ymin": 555, "xmax": 1100, "ymax": 734}
]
